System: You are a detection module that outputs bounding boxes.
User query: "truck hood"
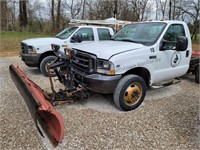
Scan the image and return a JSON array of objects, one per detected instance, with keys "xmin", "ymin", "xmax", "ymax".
[
  {"xmin": 22, "ymin": 37, "xmax": 62, "ymax": 47},
  {"xmin": 72, "ymin": 41, "xmax": 147, "ymax": 59}
]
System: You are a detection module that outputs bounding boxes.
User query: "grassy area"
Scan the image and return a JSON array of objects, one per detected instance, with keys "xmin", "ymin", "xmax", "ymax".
[
  {"xmin": 0, "ymin": 32, "xmax": 50, "ymax": 53},
  {"xmin": 192, "ymin": 43, "xmax": 200, "ymax": 51},
  {"xmin": 192, "ymin": 34, "xmax": 200, "ymax": 51}
]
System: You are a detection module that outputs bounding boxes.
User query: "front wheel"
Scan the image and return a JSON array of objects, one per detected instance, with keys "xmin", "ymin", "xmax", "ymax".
[
  {"xmin": 40, "ymin": 56, "xmax": 57, "ymax": 77},
  {"xmin": 113, "ymin": 75, "xmax": 147, "ymax": 111}
]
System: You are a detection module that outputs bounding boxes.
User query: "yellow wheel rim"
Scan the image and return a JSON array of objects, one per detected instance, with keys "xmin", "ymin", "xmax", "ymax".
[{"xmin": 124, "ymin": 82, "xmax": 143, "ymax": 106}]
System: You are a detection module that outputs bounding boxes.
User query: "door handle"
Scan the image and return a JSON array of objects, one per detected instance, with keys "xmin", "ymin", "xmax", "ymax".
[
  {"xmin": 149, "ymin": 55, "xmax": 157, "ymax": 59},
  {"xmin": 186, "ymin": 50, "xmax": 189, "ymax": 57}
]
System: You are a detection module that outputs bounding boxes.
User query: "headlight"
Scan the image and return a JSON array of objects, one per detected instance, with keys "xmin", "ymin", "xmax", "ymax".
[
  {"xmin": 27, "ymin": 46, "xmax": 37, "ymax": 54},
  {"xmin": 97, "ymin": 59, "xmax": 115, "ymax": 75}
]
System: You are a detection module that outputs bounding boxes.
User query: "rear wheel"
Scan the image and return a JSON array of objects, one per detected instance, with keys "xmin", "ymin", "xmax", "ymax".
[
  {"xmin": 40, "ymin": 56, "xmax": 57, "ymax": 77},
  {"xmin": 195, "ymin": 65, "xmax": 199, "ymax": 83},
  {"xmin": 113, "ymin": 75, "xmax": 147, "ymax": 111}
]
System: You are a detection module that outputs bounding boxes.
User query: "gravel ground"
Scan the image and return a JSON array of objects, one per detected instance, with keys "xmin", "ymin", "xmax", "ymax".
[{"xmin": 0, "ymin": 56, "xmax": 199, "ymax": 150}]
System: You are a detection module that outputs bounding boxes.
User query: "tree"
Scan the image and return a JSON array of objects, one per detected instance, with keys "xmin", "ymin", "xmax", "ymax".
[
  {"xmin": 51, "ymin": 0, "xmax": 55, "ymax": 31},
  {"xmin": 81, "ymin": 0, "xmax": 86, "ymax": 19},
  {"xmin": 56, "ymin": 0, "xmax": 61, "ymax": 32},
  {"xmin": 0, "ymin": 0, "xmax": 8, "ymax": 31},
  {"xmin": 19, "ymin": 0, "xmax": 28, "ymax": 29},
  {"xmin": 64, "ymin": 0, "xmax": 83, "ymax": 19}
]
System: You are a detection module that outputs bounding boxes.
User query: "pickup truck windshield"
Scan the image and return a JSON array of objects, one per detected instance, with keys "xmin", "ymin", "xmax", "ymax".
[
  {"xmin": 56, "ymin": 27, "xmax": 78, "ymax": 39},
  {"xmin": 112, "ymin": 22, "xmax": 166, "ymax": 44}
]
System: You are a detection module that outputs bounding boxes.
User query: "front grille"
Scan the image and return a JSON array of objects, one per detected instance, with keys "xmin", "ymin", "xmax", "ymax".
[
  {"xmin": 21, "ymin": 42, "xmax": 28, "ymax": 54},
  {"xmin": 71, "ymin": 50, "xmax": 96, "ymax": 73}
]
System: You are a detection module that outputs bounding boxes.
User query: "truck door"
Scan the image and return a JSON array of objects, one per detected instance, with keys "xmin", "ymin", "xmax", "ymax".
[{"xmin": 154, "ymin": 24, "xmax": 189, "ymax": 82}]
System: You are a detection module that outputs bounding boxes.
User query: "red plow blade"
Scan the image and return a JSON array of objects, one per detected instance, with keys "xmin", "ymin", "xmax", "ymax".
[{"xmin": 9, "ymin": 65, "xmax": 64, "ymax": 147}]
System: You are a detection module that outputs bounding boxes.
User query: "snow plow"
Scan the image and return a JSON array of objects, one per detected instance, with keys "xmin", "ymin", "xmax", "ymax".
[
  {"xmin": 9, "ymin": 45, "xmax": 89, "ymax": 146},
  {"xmin": 9, "ymin": 64, "xmax": 64, "ymax": 146}
]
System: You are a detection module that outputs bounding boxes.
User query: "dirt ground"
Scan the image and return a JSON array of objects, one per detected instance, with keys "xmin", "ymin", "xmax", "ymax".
[{"xmin": 0, "ymin": 56, "xmax": 199, "ymax": 150}]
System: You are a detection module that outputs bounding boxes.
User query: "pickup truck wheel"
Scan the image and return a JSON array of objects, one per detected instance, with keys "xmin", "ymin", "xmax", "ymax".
[
  {"xmin": 40, "ymin": 56, "xmax": 57, "ymax": 77},
  {"xmin": 195, "ymin": 65, "xmax": 199, "ymax": 83},
  {"xmin": 114, "ymin": 75, "xmax": 146, "ymax": 111}
]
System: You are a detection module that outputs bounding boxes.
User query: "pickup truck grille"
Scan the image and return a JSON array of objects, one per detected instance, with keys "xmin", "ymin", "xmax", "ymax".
[
  {"xmin": 71, "ymin": 50, "xmax": 96, "ymax": 73},
  {"xmin": 21, "ymin": 42, "xmax": 28, "ymax": 54}
]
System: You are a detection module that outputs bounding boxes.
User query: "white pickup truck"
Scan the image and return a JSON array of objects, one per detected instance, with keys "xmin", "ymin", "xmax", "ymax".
[
  {"xmin": 9, "ymin": 20, "xmax": 197, "ymax": 145},
  {"xmin": 67, "ymin": 20, "xmax": 192, "ymax": 111},
  {"xmin": 20, "ymin": 25, "xmax": 114, "ymax": 76}
]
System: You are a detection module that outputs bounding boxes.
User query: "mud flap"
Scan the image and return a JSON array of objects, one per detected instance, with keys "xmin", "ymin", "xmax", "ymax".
[{"xmin": 9, "ymin": 65, "xmax": 64, "ymax": 147}]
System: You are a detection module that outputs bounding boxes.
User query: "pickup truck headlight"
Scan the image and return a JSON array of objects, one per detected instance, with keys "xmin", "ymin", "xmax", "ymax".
[
  {"xmin": 27, "ymin": 46, "xmax": 37, "ymax": 54},
  {"xmin": 97, "ymin": 59, "xmax": 115, "ymax": 75}
]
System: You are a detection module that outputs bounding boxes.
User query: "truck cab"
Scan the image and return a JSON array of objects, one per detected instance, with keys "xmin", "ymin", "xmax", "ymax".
[
  {"xmin": 68, "ymin": 21, "xmax": 192, "ymax": 111},
  {"xmin": 21, "ymin": 25, "xmax": 114, "ymax": 76}
]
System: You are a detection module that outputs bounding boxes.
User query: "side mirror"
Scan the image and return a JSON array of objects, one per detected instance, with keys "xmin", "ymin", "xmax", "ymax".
[
  {"xmin": 70, "ymin": 34, "xmax": 82, "ymax": 43},
  {"xmin": 159, "ymin": 40, "xmax": 176, "ymax": 51},
  {"xmin": 176, "ymin": 36, "xmax": 188, "ymax": 51}
]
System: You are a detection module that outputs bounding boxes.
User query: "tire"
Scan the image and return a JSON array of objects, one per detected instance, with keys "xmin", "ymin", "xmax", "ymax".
[
  {"xmin": 195, "ymin": 65, "xmax": 199, "ymax": 84},
  {"xmin": 113, "ymin": 75, "xmax": 147, "ymax": 111},
  {"xmin": 40, "ymin": 56, "xmax": 57, "ymax": 77}
]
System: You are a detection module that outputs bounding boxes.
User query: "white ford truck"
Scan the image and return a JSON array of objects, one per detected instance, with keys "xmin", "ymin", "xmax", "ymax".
[
  {"xmin": 10, "ymin": 20, "xmax": 197, "ymax": 145},
  {"xmin": 20, "ymin": 25, "xmax": 114, "ymax": 76},
  {"xmin": 66, "ymin": 20, "xmax": 192, "ymax": 110}
]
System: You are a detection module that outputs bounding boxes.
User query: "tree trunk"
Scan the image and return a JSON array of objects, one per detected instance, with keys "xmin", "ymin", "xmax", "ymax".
[
  {"xmin": 19, "ymin": 0, "xmax": 28, "ymax": 29},
  {"xmin": 51, "ymin": 0, "xmax": 55, "ymax": 31},
  {"xmin": 169, "ymin": 0, "xmax": 172, "ymax": 20},
  {"xmin": 113, "ymin": 0, "xmax": 118, "ymax": 18},
  {"xmin": 56, "ymin": 0, "xmax": 61, "ymax": 32},
  {"xmin": 82, "ymin": 0, "xmax": 86, "ymax": 19},
  {"xmin": 172, "ymin": 0, "xmax": 175, "ymax": 20},
  {"xmin": 22, "ymin": 1, "xmax": 28, "ymax": 26},
  {"xmin": 0, "ymin": 1, "xmax": 8, "ymax": 31}
]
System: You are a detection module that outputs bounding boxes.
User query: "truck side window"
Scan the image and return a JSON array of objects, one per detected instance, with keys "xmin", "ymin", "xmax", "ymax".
[
  {"xmin": 97, "ymin": 28, "xmax": 111, "ymax": 40},
  {"xmin": 163, "ymin": 24, "xmax": 185, "ymax": 50},
  {"xmin": 74, "ymin": 28, "xmax": 94, "ymax": 41}
]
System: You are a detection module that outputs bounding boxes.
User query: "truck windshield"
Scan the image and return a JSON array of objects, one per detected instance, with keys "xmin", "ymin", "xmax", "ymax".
[
  {"xmin": 111, "ymin": 22, "xmax": 166, "ymax": 45},
  {"xmin": 56, "ymin": 27, "xmax": 78, "ymax": 39}
]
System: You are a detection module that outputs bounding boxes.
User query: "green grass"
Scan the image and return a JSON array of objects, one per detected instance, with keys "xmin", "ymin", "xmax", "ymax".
[
  {"xmin": 192, "ymin": 34, "xmax": 200, "ymax": 51},
  {"xmin": 0, "ymin": 32, "xmax": 50, "ymax": 52}
]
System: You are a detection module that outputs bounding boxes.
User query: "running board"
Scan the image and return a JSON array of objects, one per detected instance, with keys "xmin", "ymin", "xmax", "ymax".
[{"xmin": 151, "ymin": 78, "xmax": 181, "ymax": 89}]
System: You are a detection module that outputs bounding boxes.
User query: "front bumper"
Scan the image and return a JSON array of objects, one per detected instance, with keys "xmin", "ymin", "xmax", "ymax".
[
  {"xmin": 73, "ymin": 69, "xmax": 122, "ymax": 94},
  {"xmin": 21, "ymin": 53, "xmax": 41, "ymax": 67}
]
